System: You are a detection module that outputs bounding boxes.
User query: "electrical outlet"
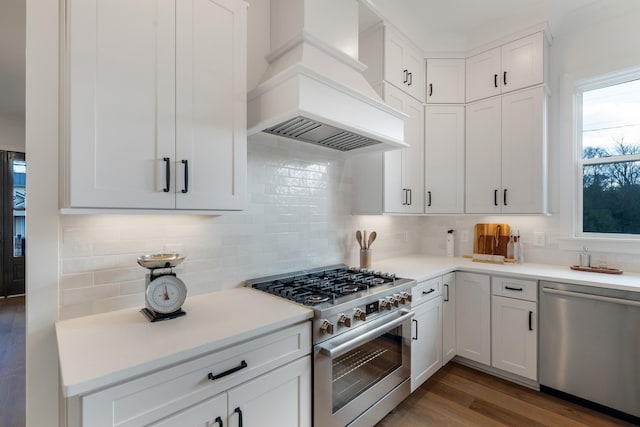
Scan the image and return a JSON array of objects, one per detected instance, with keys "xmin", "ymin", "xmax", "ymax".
[
  {"xmin": 461, "ymin": 230, "xmax": 469, "ymax": 243},
  {"xmin": 533, "ymin": 232, "xmax": 545, "ymax": 247}
]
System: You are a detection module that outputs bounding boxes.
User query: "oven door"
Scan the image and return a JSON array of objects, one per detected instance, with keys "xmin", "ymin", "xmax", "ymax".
[{"xmin": 314, "ymin": 309, "xmax": 413, "ymax": 427}]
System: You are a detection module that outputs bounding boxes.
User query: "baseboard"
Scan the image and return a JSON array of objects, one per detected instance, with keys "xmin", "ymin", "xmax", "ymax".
[{"xmin": 451, "ymin": 356, "xmax": 539, "ymax": 390}]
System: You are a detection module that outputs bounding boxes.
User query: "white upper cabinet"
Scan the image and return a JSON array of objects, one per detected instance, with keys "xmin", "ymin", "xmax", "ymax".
[
  {"xmin": 466, "ymin": 86, "xmax": 546, "ymax": 214},
  {"xmin": 466, "ymin": 32, "xmax": 545, "ymax": 103},
  {"xmin": 64, "ymin": 0, "xmax": 247, "ymax": 211},
  {"xmin": 383, "ymin": 84, "xmax": 425, "ymax": 213},
  {"xmin": 424, "ymin": 105, "xmax": 465, "ymax": 214},
  {"xmin": 426, "ymin": 59, "xmax": 466, "ymax": 104},
  {"xmin": 360, "ymin": 24, "xmax": 425, "ymax": 102}
]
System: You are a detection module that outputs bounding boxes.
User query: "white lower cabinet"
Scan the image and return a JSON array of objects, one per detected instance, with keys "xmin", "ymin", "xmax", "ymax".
[
  {"xmin": 154, "ymin": 357, "xmax": 311, "ymax": 427},
  {"xmin": 455, "ymin": 272, "xmax": 491, "ymax": 365},
  {"xmin": 71, "ymin": 322, "xmax": 311, "ymax": 427},
  {"xmin": 410, "ymin": 277, "xmax": 443, "ymax": 392},
  {"xmin": 441, "ymin": 272, "xmax": 456, "ymax": 364},
  {"xmin": 491, "ymin": 278, "xmax": 537, "ymax": 380}
]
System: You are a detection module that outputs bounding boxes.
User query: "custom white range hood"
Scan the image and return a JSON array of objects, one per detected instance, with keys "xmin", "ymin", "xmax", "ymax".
[{"xmin": 247, "ymin": 0, "xmax": 407, "ymax": 153}]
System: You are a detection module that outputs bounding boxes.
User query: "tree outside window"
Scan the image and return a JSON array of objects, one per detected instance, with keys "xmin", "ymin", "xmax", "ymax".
[{"xmin": 579, "ymin": 77, "xmax": 640, "ymax": 236}]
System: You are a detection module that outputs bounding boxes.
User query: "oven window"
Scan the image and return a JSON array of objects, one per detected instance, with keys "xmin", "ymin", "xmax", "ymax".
[{"xmin": 332, "ymin": 326, "xmax": 403, "ymax": 413}]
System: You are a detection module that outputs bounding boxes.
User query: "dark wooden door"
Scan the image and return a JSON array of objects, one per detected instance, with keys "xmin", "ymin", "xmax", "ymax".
[{"xmin": 1, "ymin": 151, "xmax": 25, "ymax": 297}]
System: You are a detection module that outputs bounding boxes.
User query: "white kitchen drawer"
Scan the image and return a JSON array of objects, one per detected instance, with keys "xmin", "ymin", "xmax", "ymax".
[
  {"xmin": 492, "ymin": 276, "xmax": 537, "ymax": 302},
  {"xmin": 81, "ymin": 322, "xmax": 311, "ymax": 427},
  {"xmin": 412, "ymin": 276, "xmax": 442, "ymax": 306}
]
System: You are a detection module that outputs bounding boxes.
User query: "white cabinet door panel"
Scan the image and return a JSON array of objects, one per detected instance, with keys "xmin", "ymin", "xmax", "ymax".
[
  {"xmin": 404, "ymin": 94, "xmax": 425, "ymax": 213},
  {"xmin": 68, "ymin": 0, "xmax": 176, "ymax": 209},
  {"xmin": 426, "ymin": 59, "xmax": 465, "ymax": 104},
  {"xmin": 411, "ymin": 297, "xmax": 442, "ymax": 392},
  {"xmin": 456, "ymin": 272, "xmax": 491, "ymax": 365},
  {"xmin": 425, "ymin": 105, "xmax": 465, "ymax": 214},
  {"xmin": 228, "ymin": 357, "xmax": 312, "ymax": 427},
  {"xmin": 501, "ymin": 87, "xmax": 545, "ymax": 214},
  {"xmin": 465, "ymin": 97, "xmax": 501, "ymax": 214},
  {"xmin": 176, "ymin": 0, "xmax": 246, "ymax": 210},
  {"xmin": 442, "ymin": 273, "xmax": 456, "ymax": 364},
  {"xmin": 492, "ymin": 295, "xmax": 537, "ymax": 380},
  {"xmin": 465, "ymin": 47, "xmax": 501, "ymax": 102},
  {"xmin": 501, "ymin": 32, "xmax": 544, "ymax": 93}
]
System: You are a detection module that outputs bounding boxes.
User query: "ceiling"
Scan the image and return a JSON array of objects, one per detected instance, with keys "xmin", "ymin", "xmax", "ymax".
[
  {"xmin": 0, "ymin": 0, "xmax": 617, "ymax": 117},
  {"xmin": 367, "ymin": 0, "xmax": 603, "ymax": 53}
]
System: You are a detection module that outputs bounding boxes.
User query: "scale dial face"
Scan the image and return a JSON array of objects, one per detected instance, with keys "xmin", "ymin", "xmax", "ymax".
[{"xmin": 145, "ymin": 275, "xmax": 187, "ymax": 314}]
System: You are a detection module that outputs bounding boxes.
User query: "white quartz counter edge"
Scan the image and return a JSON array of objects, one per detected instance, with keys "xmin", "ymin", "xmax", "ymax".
[
  {"xmin": 56, "ymin": 288, "xmax": 313, "ymax": 397},
  {"xmin": 373, "ymin": 256, "xmax": 640, "ymax": 292}
]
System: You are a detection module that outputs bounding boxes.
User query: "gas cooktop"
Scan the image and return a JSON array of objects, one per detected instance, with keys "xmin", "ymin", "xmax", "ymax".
[{"xmin": 246, "ymin": 264, "xmax": 409, "ymax": 307}]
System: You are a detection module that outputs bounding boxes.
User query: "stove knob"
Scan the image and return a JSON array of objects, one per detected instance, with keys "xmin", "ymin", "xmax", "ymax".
[
  {"xmin": 397, "ymin": 293, "xmax": 407, "ymax": 305},
  {"xmin": 390, "ymin": 295, "xmax": 400, "ymax": 307},
  {"xmin": 354, "ymin": 308, "xmax": 367, "ymax": 322},
  {"xmin": 379, "ymin": 299, "xmax": 389, "ymax": 311},
  {"xmin": 319, "ymin": 319, "xmax": 334, "ymax": 335},
  {"xmin": 338, "ymin": 314, "xmax": 351, "ymax": 328},
  {"xmin": 400, "ymin": 291, "xmax": 412, "ymax": 303}
]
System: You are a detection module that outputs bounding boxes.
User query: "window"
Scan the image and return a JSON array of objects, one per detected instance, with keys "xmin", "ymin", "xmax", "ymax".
[{"xmin": 578, "ymin": 74, "xmax": 640, "ymax": 236}]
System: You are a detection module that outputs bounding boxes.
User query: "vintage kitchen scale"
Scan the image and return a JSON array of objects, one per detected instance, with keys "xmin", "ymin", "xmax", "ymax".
[{"xmin": 137, "ymin": 253, "xmax": 188, "ymax": 322}]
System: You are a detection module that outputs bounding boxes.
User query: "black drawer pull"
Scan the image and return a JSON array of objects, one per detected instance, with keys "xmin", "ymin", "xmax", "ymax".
[
  {"xmin": 444, "ymin": 283, "xmax": 449, "ymax": 302},
  {"xmin": 234, "ymin": 407, "xmax": 243, "ymax": 427},
  {"xmin": 505, "ymin": 286, "xmax": 523, "ymax": 291},
  {"xmin": 422, "ymin": 288, "xmax": 435, "ymax": 296},
  {"xmin": 503, "ymin": 71, "xmax": 508, "ymax": 86},
  {"xmin": 412, "ymin": 318, "xmax": 418, "ymax": 341},
  {"xmin": 403, "ymin": 69, "xmax": 408, "ymax": 84},
  {"xmin": 208, "ymin": 360, "xmax": 248, "ymax": 381},
  {"xmin": 427, "ymin": 191, "xmax": 432, "ymax": 207},
  {"xmin": 163, "ymin": 157, "xmax": 170, "ymax": 192},
  {"xmin": 429, "ymin": 83, "xmax": 433, "ymax": 97},
  {"xmin": 494, "ymin": 189, "xmax": 499, "ymax": 206},
  {"xmin": 181, "ymin": 159, "xmax": 189, "ymax": 193},
  {"xmin": 494, "ymin": 73, "xmax": 498, "ymax": 88},
  {"xmin": 529, "ymin": 311, "xmax": 533, "ymax": 331},
  {"xmin": 215, "ymin": 416, "xmax": 223, "ymax": 427},
  {"xmin": 503, "ymin": 188, "xmax": 508, "ymax": 206}
]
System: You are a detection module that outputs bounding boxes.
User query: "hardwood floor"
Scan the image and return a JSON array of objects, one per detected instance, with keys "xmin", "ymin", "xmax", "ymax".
[
  {"xmin": 377, "ymin": 362, "xmax": 636, "ymax": 427},
  {"xmin": 0, "ymin": 296, "xmax": 25, "ymax": 427}
]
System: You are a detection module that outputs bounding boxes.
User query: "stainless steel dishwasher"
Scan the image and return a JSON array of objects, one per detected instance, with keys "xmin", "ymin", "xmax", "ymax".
[{"xmin": 539, "ymin": 281, "xmax": 640, "ymax": 423}]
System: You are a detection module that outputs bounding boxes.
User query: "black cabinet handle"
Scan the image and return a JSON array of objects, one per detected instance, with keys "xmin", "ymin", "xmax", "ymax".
[
  {"xmin": 214, "ymin": 416, "xmax": 223, "ymax": 427},
  {"xmin": 403, "ymin": 69, "xmax": 408, "ymax": 84},
  {"xmin": 444, "ymin": 283, "xmax": 449, "ymax": 302},
  {"xmin": 429, "ymin": 83, "xmax": 433, "ymax": 97},
  {"xmin": 234, "ymin": 407, "xmax": 243, "ymax": 427},
  {"xmin": 529, "ymin": 311, "xmax": 533, "ymax": 331},
  {"xmin": 494, "ymin": 189, "xmax": 499, "ymax": 206},
  {"xmin": 427, "ymin": 191, "xmax": 432, "ymax": 207},
  {"xmin": 181, "ymin": 159, "xmax": 189, "ymax": 193},
  {"xmin": 412, "ymin": 318, "xmax": 418, "ymax": 340},
  {"xmin": 402, "ymin": 189, "xmax": 407, "ymax": 206},
  {"xmin": 163, "ymin": 157, "xmax": 170, "ymax": 192},
  {"xmin": 422, "ymin": 288, "xmax": 435, "ymax": 295},
  {"xmin": 408, "ymin": 188, "xmax": 412, "ymax": 206},
  {"xmin": 494, "ymin": 73, "xmax": 498, "ymax": 88},
  {"xmin": 503, "ymin": 188, "xmax": 508, "ymax": 206},
  {"xmin": 503, "ymin": 71, "xmax": 508, "ymax": 86},
  {"xmin": 408, "ymin": 72, "xmax": 413, "ymax": 86},
  {"xmin": 505, "ymin": 286, "xmax": 523, "ymax": 291},
  {"xmin": 208, "ymin": 360, "xmax": 248, "ymax": 381}
]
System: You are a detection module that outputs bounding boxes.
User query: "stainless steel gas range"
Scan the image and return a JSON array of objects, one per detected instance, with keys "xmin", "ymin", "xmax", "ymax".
[{"xmin": 247, "ymin": 264, "xmax": 417, "ymax": 427}]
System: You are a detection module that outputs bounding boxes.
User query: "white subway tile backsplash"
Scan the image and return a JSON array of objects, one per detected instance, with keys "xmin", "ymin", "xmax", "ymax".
[{"xmin": 58, "ymin": 138, "xmax": 425, "ymax": 319}]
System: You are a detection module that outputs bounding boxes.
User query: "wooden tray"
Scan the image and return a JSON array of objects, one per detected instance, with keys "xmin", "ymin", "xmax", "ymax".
[{"xmin": 569, "ymin": 265, "xmax": 623, "ymax": 275}]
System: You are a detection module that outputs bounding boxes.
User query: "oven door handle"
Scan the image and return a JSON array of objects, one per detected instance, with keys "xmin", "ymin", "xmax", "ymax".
[{"xmin": 316, "ymin": 310, "xmax": 415, "ymax": 358}]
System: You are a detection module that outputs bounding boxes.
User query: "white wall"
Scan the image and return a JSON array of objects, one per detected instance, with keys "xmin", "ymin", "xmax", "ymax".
[
  {"xmin": 0, "ymin": 113, "xmax": 25, "ymax": 152},
  {"xmin": 25, "ymin": 0, "xmax": 60, "ymax": 425}
]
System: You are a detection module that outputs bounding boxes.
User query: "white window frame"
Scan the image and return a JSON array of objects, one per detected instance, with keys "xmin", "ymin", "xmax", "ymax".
[{"xmin": 576, "ymin": 68, "xmax": 640, "ymax": 239}]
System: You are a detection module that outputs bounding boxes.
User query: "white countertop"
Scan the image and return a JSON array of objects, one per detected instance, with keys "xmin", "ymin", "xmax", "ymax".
[
  {"xmin": 56, "ymin": 288, "xmax": 313, "ymax": 397},
  {"xmin": 374, "ymin": 255, "xmax": 640, "ymax": 292}
]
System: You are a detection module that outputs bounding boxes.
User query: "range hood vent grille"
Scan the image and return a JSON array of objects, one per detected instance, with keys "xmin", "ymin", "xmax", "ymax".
[{"xmin": 264, "ymin": 116, "xmax": 382, "ymax": 151}]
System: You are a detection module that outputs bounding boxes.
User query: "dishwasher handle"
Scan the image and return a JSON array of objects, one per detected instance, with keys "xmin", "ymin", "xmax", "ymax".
[{"xmin": 542, "ymin": 287, "xmax": 640, "ymax": 307}]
